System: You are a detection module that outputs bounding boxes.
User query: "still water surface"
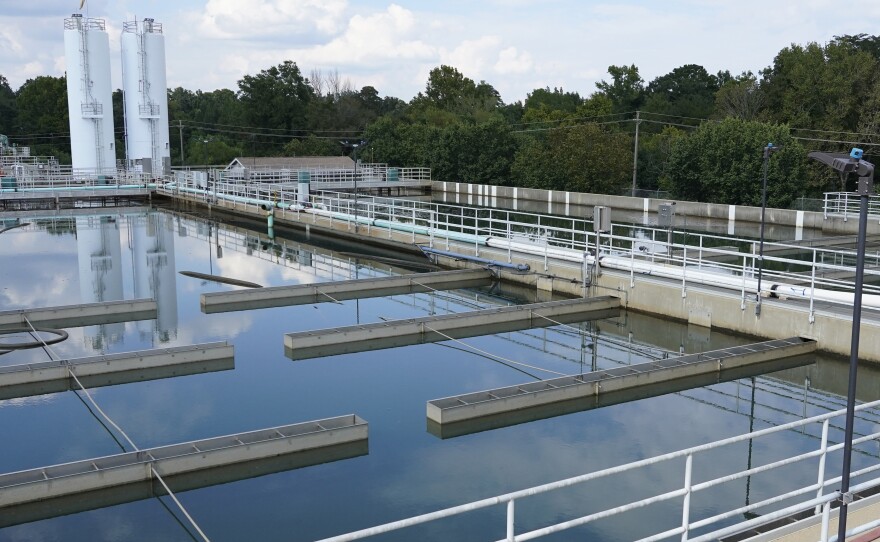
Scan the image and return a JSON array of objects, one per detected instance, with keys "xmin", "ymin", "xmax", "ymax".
[{"xmin": 0, "ymin": 207, "xmax": 875, "ymax": 541}]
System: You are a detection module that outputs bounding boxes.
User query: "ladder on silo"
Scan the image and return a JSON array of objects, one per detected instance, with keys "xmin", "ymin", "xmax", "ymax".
[
  {"xmin": 94, "ymin": 119, "xmax": 105, "ymax": 173},
  {"xmin": 136, "ymin": 24, "xmax": 161, "ymax": 175},
  {"xmin": 77, "ymin": 20, "xmax": 105, "ymax": 175}
]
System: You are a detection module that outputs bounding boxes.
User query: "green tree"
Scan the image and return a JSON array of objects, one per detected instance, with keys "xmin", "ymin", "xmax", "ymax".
[
  {"xmin": 410, "ymin": 65, "xmax": 502, "ymax": 123},
  {"xmin": 0, "ymin": 75, "xmax": 16, "ymax": 135},
  {"xmin": 644, "ymin": 64, "xmax": 720, "ymax": 119},
  {"xmin": 363, "ymin": 116, "xmax": 441, "ymax": 167},
  {"xmin": 524, "ymin": 87, "xmax": 582, "ymax": 113},
  {"xmin": 237, "ymin": 60, "xmax": 314, "ymax": 149},
  {"xmin": 112, "ymin": 89, "xmax": 125, "ymax": 161},
  {"xmin": 433, "ymin": 117, "xmax": 517, "ymax": 184},
  {"xmin": 15, "ymin": 76, "xmax": 68, "ymax": 134},
  {"xmin": 282, "ymin": 135, "xmax": 339, "ymax": 156},
  {"xmin": 14, "ymin": 75, "xmax": 69, "ymax": 160},
  {"xmin": 832, "ymin": 34, "xmax": 880, "ymax": 61},
  {"xmin": 713, "ymin": 72, "xmax": 765, "ymax": 121},
  {"xmin": 187, "ymin": 138, "xmax": 242, "ymax": 165},
  {"xmin": 761, "ymin": 41, "xmax": 878, "ymax": 131},
  {"xmin": 595, "ymin": 64, "xmax": 644, "ymax": 113},
  {"xmin": 663, "ymin": 118, "xmax": 807, "ymax": 206},
  {"xmin": 512, "ymin": 123, "xmax": 632, "ymax": 193},
  {"xmin": 637, "ymin": 126, "xmax": 688, "ymax": 190}
]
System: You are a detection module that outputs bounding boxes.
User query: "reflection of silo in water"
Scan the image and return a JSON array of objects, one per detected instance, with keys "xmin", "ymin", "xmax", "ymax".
[
  {"xmin": 131, "ymin": 213, "xmax": 178, "ymax": 342},
  {"xmin": 76, "ymin": 216, "xmax": 124, "ymax": 349}
]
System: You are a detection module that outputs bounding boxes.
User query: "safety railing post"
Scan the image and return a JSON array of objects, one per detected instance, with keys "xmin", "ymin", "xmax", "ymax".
[
  {"xmin": 630, "ymin": 238, "xmax": 635, "ymax": 288},
  {"xmin": 741, "ymin": 258, "xmax": 747, "ymax": 311},
  {"xmin": 652, "ymin": 229, "xmax": 656, "ymax": 263},
  {"xmin": 475, "ymin": 214, "xmax": 480, "ymax": 257},
  {"xmin": 681, "ymin": 245, "xmax": 688, "ymax": 298},
  {"xmin": 507, "ymin": 220, "xmax": 512, "ymax": 263},
  {"xmin": 820, "ymin": 500, "xmax": 832, "ymax": 542},
  {"xmin": 681, "ymin": 454, "xmax": 693, "ymax": 541},
  {"xmin": 699, "ymin": 236, "xmax": 704, "ymax": 271},
  {"xmin": 809, "ymin": 250, "xmax": 817, "ymax": 324},
  {"xmin": 430, "ymin": 210, "xmax": 435, "ymax": 248},
  {"xmin": 544, "ymin": 241, "xmax": 549, "ymax": 271},
  {"xmin": 507, "ymin": 500, "xmax": 515, "ymax": 542},
  {"xmin": 815, "ymin": 419, "xmax": 830, "ymax": 514}
]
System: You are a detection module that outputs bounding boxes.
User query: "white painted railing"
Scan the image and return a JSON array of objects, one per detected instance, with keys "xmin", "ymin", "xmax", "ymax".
[
  {"xmin": 823, "ymin": 192, "xmax": 880, "ymax": 222},
  {"xmin": 314, "ymin": 399, "xmax": 880, "ymax": 542},
  {"xmin": 160, "ymin": 180, "xmax": 880, "ymax": 317}
]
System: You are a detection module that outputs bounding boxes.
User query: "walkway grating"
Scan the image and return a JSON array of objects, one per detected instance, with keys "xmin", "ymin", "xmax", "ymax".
[
  {"xmin": 427, "ymin": 337, "xmax": 818, "ymax": 427},
  {"xmin": 201, "ymin": 269, "xmax": 494, "ymax": 313},
  {"xmin": 284, "ymin": 296, "xmax": 620, "ymax": 360},
  {"xmin": 0, "ymin": 342, "xmax": 234, "ymax": 400}
]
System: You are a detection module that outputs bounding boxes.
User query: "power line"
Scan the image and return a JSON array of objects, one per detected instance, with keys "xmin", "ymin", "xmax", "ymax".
[
  {"xmin": 185, "ymin": 125, "xmax": 364, "ymax": 141},
  {"xmin": 181, "ymin": 119, "xmax": 366, "ymax": 135},
  {"xmin": 511, "ymin": 118, "xmax": 635, "ymax": 133},
  {"xmin": 507, "ymin": 110, "xmax": 637, "ymax": 128}
]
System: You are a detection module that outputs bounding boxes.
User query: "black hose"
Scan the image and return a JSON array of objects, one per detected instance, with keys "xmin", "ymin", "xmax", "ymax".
[{"xmin": 0, "ymin": 327, "xmax": 69, "ymax": 349}]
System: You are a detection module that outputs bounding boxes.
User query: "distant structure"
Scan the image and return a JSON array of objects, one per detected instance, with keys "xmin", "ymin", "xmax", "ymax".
[
  {"xmin": 63, "ymin": 14, "xmax": 116, "ymax": 176},
  {"xmin": 121, "ymin": 18, "xmax": 170, "ymax": 178},
  {"xmin": 225, "ymin": 156, "xmax": 356, "ymax": 172}
]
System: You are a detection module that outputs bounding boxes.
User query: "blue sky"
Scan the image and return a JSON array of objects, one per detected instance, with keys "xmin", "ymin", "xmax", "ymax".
[{"xmin": 2, "ymin": 0, "xmax": 880, "ymax": 104}]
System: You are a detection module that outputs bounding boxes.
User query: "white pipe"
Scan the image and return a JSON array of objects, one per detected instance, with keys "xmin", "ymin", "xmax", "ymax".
[{"xmin": 486, "ymin": 237, "xmax": 880, "ymax": 310}]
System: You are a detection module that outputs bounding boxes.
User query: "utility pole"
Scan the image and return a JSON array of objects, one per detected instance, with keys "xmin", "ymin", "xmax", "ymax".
[
  {"xmin": 631, "ymin": 111, "xmax": 641, "ymax": 197},
  {"xmin": 178, "ymin": 120, "xmax": 184, "ymax": 166}
]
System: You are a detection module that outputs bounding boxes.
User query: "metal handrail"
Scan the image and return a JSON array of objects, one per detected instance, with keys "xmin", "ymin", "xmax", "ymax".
[
  {"xmin": 313, "ymin": 400, "xmax": 880, "ymax": 542},
  {"xmin": 160, "ymin": 179, "xmax": 880, "ymax": 316},
  {"xmin": 824, "ymin": 192, "xmax": 880, "ymax": 222}
]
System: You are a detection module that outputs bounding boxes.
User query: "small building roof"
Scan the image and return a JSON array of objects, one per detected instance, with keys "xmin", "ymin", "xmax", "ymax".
[{"xmin": 226, "ymin": 156, "xmax": 355, "ymax": 170}]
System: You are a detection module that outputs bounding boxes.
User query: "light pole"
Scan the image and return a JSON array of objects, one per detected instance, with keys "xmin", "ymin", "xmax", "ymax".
[
  {"xmin": 341, "ymin": 139, "xmax": 367, "ymax": 233},
  {"xmin": 755, "ymin": 142, "xmax": 780, "ymax": 316},
  {"xmin": 809, "ymin": 148, "xmax": 874, "ymax": 541}
]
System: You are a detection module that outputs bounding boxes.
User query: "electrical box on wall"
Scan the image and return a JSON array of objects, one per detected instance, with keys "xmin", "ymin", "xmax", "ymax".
[
  {"xmin": 658, "ymin": 203, "xmax": 676, "ymax": 228},
  {"xmin": 594, "ymin": 206, "xmax": 611, "ymax": 232}
]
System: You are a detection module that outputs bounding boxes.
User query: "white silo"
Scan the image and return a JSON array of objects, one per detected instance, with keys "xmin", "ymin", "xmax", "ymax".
[
  {"xmin": 64, "ymin": 14, "xmax": 117, "ymax": 177},
  {"xmin": 76, "ymin": 216, "xmax": 125, "ymax": 349},
  {"xmin": 121, "ymin": 18, "xmax": 170, "ymax": 178},
  {"xmin": 131, "ymin": 212, "xmax": 178, "ymax": 342}
]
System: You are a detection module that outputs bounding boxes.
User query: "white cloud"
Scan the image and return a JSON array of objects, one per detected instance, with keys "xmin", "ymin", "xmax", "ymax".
[
  {"xmin": 194, "ymin": 0, "xmax": 348, "ymax": 41},
  {"xmin": 22, "ymin": 61, "xmax": 44, "ymax": 79},
  {"xmin": 289, "ymin": 4, "xmax": 435, "ymax": 66},
  {"xmin": 440, "ymin": 36, "xmax": 502, "ymax": 79},
  {"xmin": 494, "ymin": 46, "xmax": 533, "ymax": 75},
  {"xmin": 0, "ymin": 28, "xmax": 25, "ymax": 57},
  {"xmin": 6, "ymin": 1, "xmax": 880, "ymax": 102}
]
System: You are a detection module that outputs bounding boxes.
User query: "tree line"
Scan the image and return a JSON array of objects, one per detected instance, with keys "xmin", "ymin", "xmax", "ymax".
[{"xmin": 3, "ymin": 34, "xmax": 880, "ymax": 207}]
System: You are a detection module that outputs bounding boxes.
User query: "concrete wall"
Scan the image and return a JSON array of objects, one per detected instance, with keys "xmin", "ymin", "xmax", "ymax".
[{"xmin": 433, "ymin": 181, "xmax": 879, "ymax": 236}]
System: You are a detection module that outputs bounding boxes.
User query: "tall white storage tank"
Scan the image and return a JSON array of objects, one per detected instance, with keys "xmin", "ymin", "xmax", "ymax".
[
  {"xmin": 131, "ymin": 213, "xmax": 178, "ymax": 342},
  {"xmin": 76, "ymin": 216, "xmax": 124, "ymax": 349},
  {"xmin": 121, "ymin": 18, "xmax": 170, "ymax": 178},
  {"xmin": 64, "ymin": 15, "xmax": 116, "ymax": 177}
]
